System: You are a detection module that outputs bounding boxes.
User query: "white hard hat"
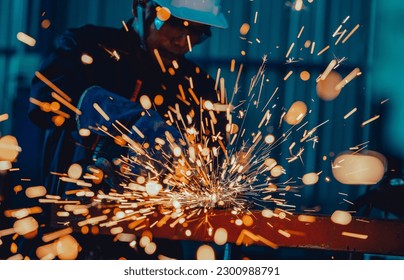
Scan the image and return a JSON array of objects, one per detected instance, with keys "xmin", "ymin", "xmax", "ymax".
[{"xmin": 153, "ymin": 0, "xmax": 228, "ymax": 28}]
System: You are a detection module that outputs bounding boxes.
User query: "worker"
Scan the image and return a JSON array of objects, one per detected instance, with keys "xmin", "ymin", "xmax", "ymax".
[{"xmin": 27, "ymin": 0, "xmax": 228, "ymax": 259}]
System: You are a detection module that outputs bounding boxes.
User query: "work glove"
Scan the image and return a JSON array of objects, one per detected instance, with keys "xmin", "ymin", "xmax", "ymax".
[{"xmin": 76, "ymin": 86, "xmax": 184, "ymax": 190}]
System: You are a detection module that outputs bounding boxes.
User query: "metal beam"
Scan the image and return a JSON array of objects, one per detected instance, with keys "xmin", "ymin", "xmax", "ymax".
[{"xmin": 52, "ymin": 206, "xmax": 404, "ymax": 256}]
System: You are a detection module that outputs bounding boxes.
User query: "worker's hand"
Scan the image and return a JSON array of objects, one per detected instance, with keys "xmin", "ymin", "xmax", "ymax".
[
  {"xmin": 91, "ymin": 136, "xmax": 126, "ymax": 193},
  {"xmin": 76, "ymin": 86, "xmax": 184, "ymax": 180},
  {"xmin": 77, "ymin": 86, "xmax": 144, "ymax": 130}
]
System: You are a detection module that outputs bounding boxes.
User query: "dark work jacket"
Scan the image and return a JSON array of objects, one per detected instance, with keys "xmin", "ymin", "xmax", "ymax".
[{"xmin": 29, "ymin": 21, "xmax": 224, "ymax": 195}]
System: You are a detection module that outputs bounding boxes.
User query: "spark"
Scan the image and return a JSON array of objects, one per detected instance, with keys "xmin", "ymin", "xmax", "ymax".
[
  {"xmin": 38, "ymin": 199, "xmax": 80, "ymax": 204},
  {"xmin": 256, "ymin": 74, "xmax": 265, "ymax": 108},
  {"xmin": 153, "ymin": 49, "xmax": 166, "ymax": 73},
  {"xmin": 341, "ymin": 231, "xmax": 368, "ymax": 240},
  {"xmin": 254, "ymin": 11, "xmax": 258, "ymax": 24},
  {"xmin": 335, "ymin": 56, "xmax": 348, "ymax": 65},
  {"xmin": 257, "ymin": 235, "xmax": 278, "ymax": 249},
  {"xmin": 99, "ymin": 45, "xmax": 121, "ymax": 61},
  {"xmin": 285, "ymin": 57, "xmax": 303, "ymax": 64},
  {"xmin": 319, "ymin": 59, "xmax": 338, "ymax": 81},
  {"xmin": 214, "ymin": 68, "xmax": 221, "ymax": 91},
  {"xmin": 342, "ymin": 24, "xmax": 360, "ymax": 44},
  {"xmin": 230, "ymin": 59, "xmax": 236, "ymax": 72},
  {"xmin": 361, "ymin": 115, "xmax": 380, "ymax": 127},
  {"xmin": 29, "ymin": 97, "xmax": 70, "ymax": 119},
  {"xmin": 342, "ymin": 198, "xmax": 354, "ymax": 205},
  {"xmin": 296, "ymin": 121, "xmax": 308, "ymax": 131},
  {"xmin": 16, "ymin": 32, "xmax": 36, "ymax": 47},
  {"xmin": 297, "ymin": 26, "xmax": 304, "ymax": 38},
  {"xmin": 220, "ymin": 77, "xmax": 226, "ymax": 104},
  {"xmin": 262, "ymin": 87, "xmax": 279, "ymax": 112},
  {"xmin": 333, "ymin": 25, "xmax": 343, "ymax": 37},
  {"xmin": 310, "ymin": 41, "xmax": 315, "ymax": 54},
  {"xmin": 77, "ymin": 215, "xmax": 109, "ymax": 227},
  {"xmin": 293, "ymin": 0, "xmax": 304, "ymax": 11},
  {"xmin": 278, "ymin": 229, "xmax": 291, "ymax": 238},
  {"xmin": 51, "ymin": 92, "xmax": 81, "ymax": 115},
  {"xmin": 93, "ymin": 103, "xmax": 110, "ymax": 121},
  {"xmin": 0, "ymin": 113, "xmax": 9, "ymax": 122},
  {"xmin": 349, "ymin": 143, "xmax": 366, "ymax": 151},
  {"xmin": 335, "ymin": 67, "xmax": 361, "ymax": 91},
  {"xmin": 188, "ymin": 88, "xmax": 200, "ymax": 105},
  {"xmin": 286, "ymin": 147, "xmax": 305, "ymax": 163},
  {"xmin": 344, "ymin": 108, "xmax": 357, "ymax": 119},
  {"xmin": 380, "ymin": 98, "xmax": 389, "ymax": 104},
  {"xmin": 0, "ymin": 228, "xmax": 16, "ymax": 238},
  {"xmin": 177, "ymin": 84, "xmax": 186, "ymax": 100},
  {"xmin": 81, "ymin": 54, "xmax": 93, "ymax": 64},
  {"xmin": 122, "ymin": 20, "xmax": 129, "ymax": 32},
  {"xmin": 258, "ymin": 110, "xmax": 271, "ymax": 129},
  {"xmin": 352, "ymin": 140, "xmax": 369, "ymax": 149},
  {"xmin": 115, "ymin": 120, "xmax": 132, "ymax": 135},
  {"xmin": 317, "ymin": 45, "xmax": 330, "ymax": 56},
  {"xmin": 285, "ymin": 42, "xmax": 295, "ymax": 58},
  {"xmin": 284, "ymin": 70, "xmax": 293, "ymax": 81},
  {"xmin": 42, "ymin": 228, "xmax": 73, "ymax": 243},
  {"xmin": 20, "ymin": 178, "xmax": 32, "ymax": 182},
  {"xmin": 236, "ymin": 229, "xmax": 259, "ymax": 245},
  {"xmin": 335, "ymin": 29, "xmax": 347, "ymax": 45},
  {"xmin": 35, "ymin": 71, "xmax": 72, "ymax": 102},
  {"xmin": 186, "ymin": 35, "xmax": 192, "ymax": 52},
  {"xmin": 132, "ymin": 125, "xmax": 145, "ymax": 139}
]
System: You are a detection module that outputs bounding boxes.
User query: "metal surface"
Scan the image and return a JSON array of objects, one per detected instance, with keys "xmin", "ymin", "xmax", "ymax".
[{"xmin": 52, "ymin": 206, "xmax": 404, "ymax": 256}]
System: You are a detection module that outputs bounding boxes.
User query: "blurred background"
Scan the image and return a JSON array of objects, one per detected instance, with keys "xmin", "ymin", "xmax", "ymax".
[{"xmin": 1, "ymin": 0, "xmax": 403, "ymax": 259}]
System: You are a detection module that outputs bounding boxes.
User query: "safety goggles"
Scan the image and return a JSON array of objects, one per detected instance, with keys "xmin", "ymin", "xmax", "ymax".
[{"xmin": 153, "ymin": 8, "xmax": 212, "ymax": 43}]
